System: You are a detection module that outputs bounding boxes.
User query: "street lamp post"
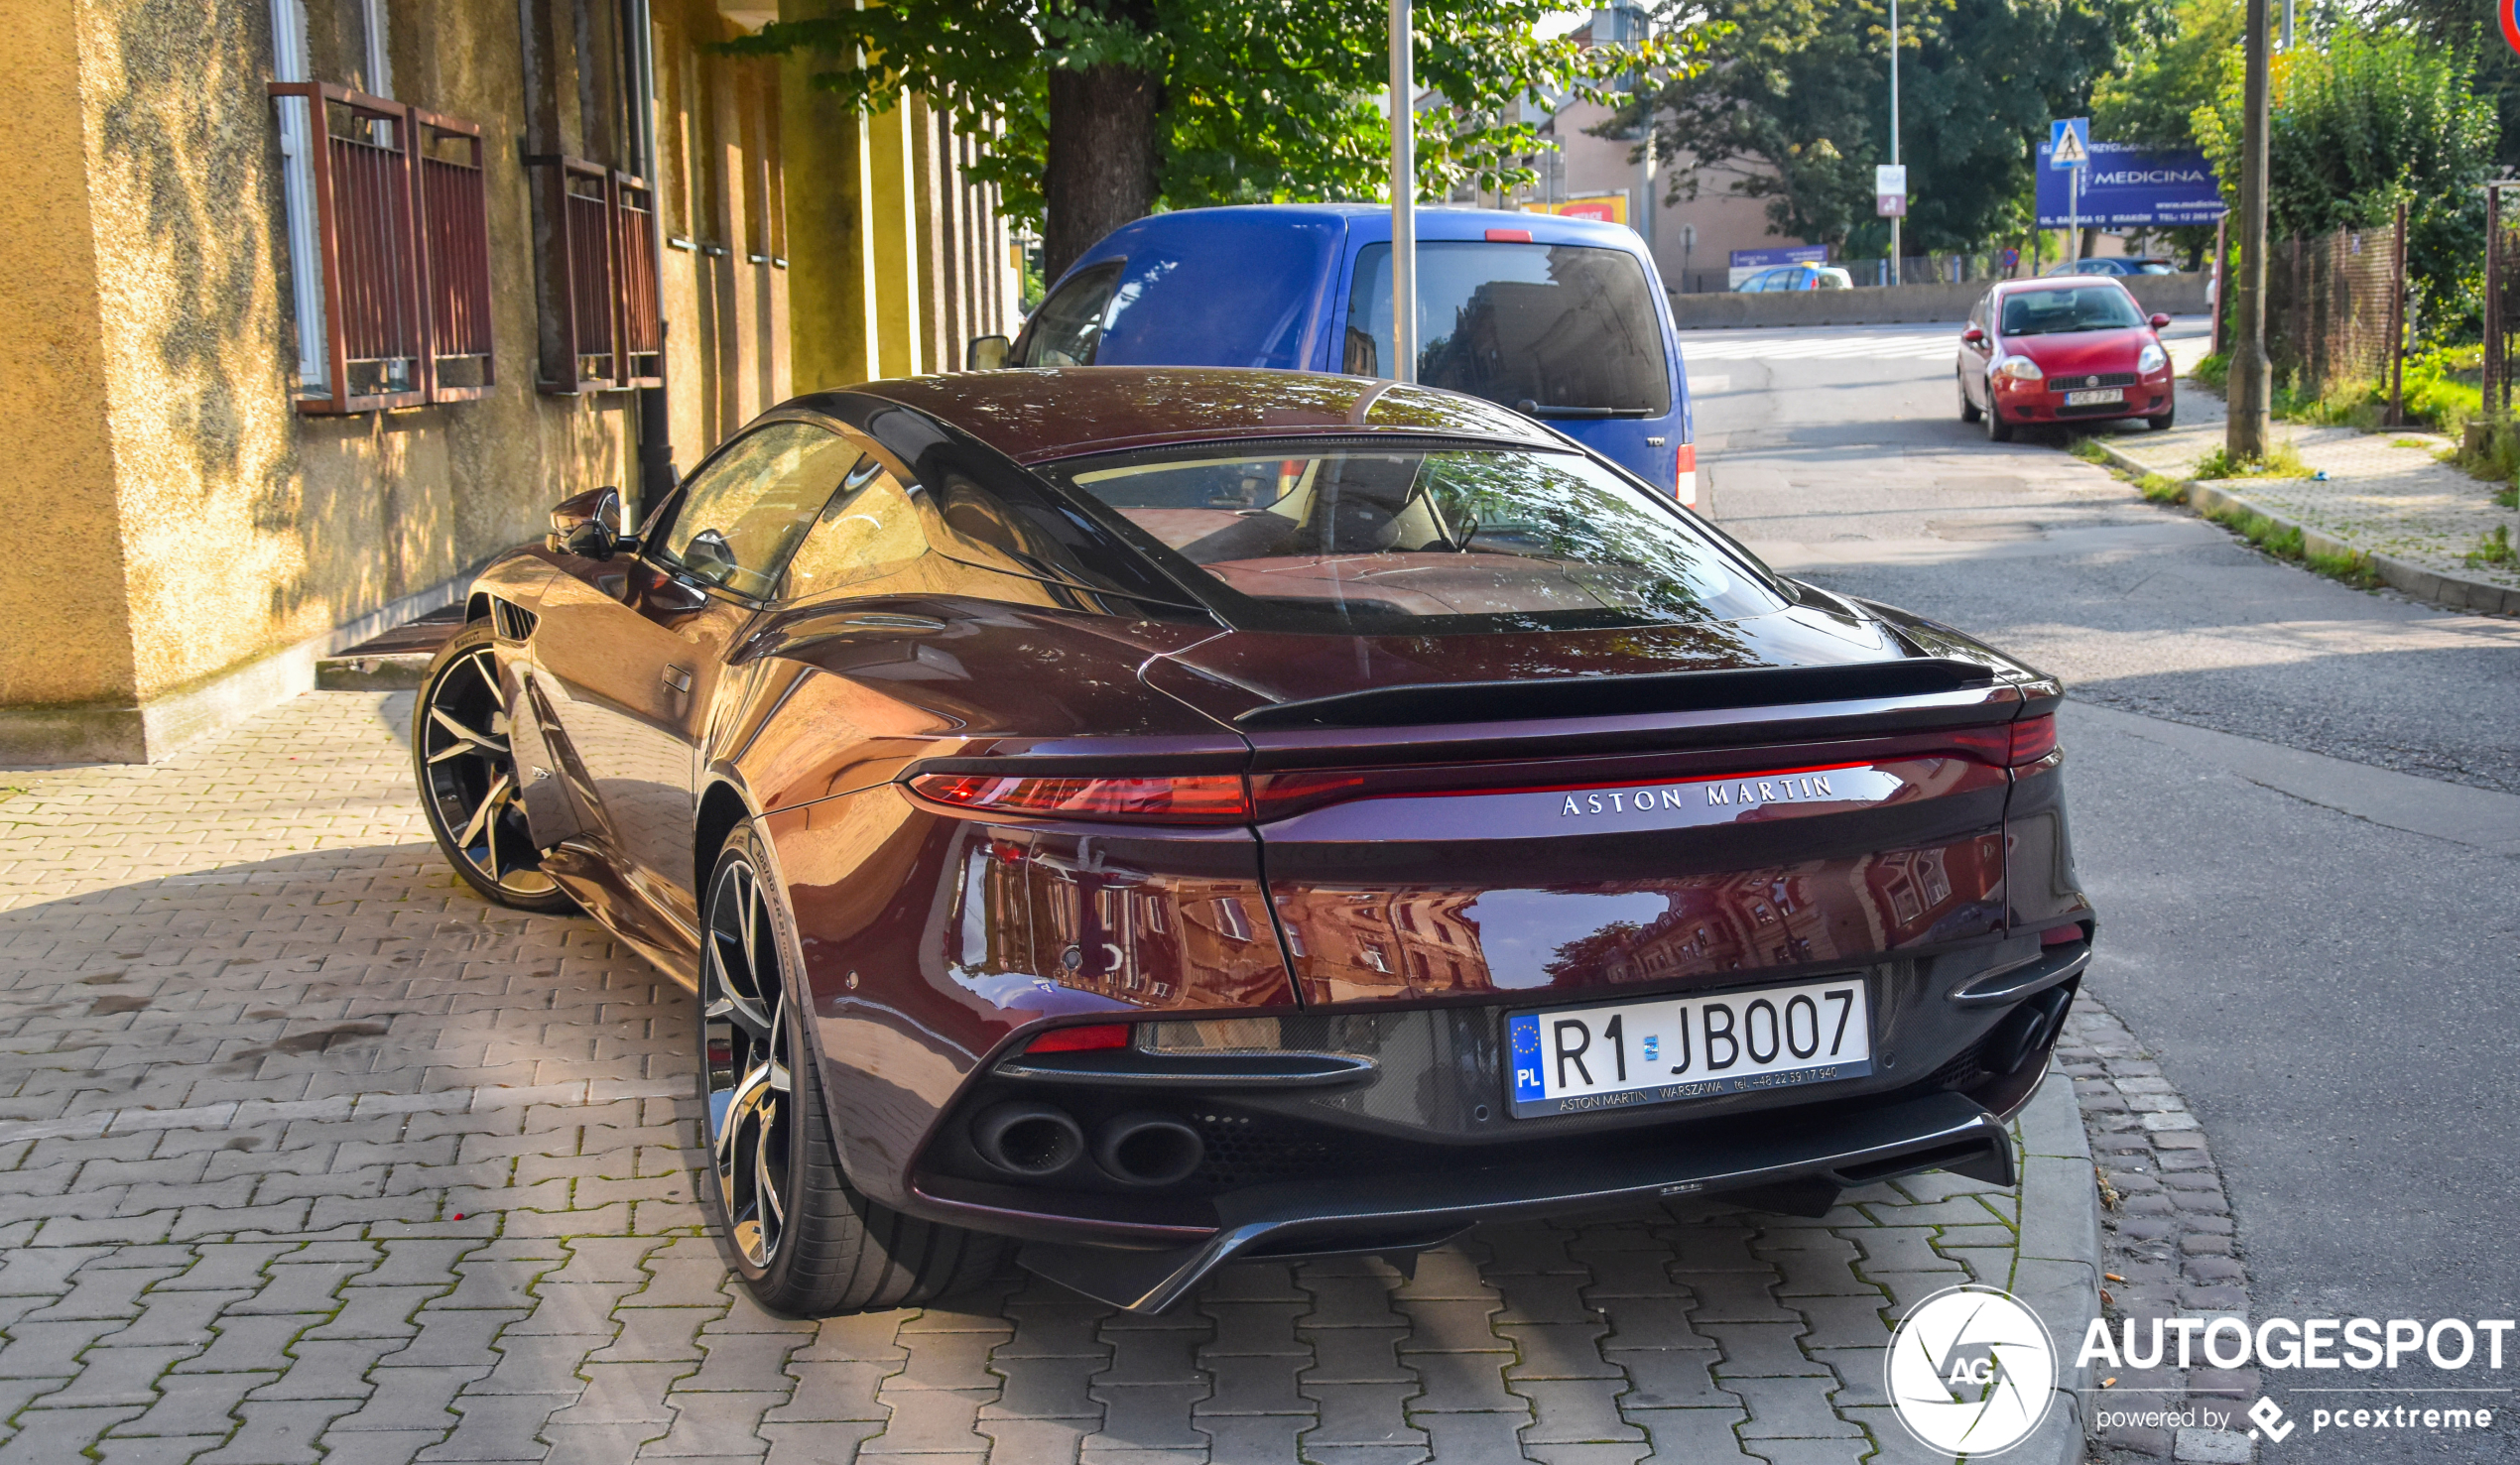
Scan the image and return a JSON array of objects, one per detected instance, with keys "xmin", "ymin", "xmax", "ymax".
[
  {"xmin": 1389, "ymin": 0, "xmax": 1418, "ymax": 385},
  {"xmin": 1887, "ymin": 0, "xmax": 1901, "ymax": 281}
]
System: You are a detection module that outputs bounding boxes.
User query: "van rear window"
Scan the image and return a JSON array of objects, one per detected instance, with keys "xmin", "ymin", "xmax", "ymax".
[{"xmin": 1345, "ymin": 243, "xmax": 1672, "ymax": 416}]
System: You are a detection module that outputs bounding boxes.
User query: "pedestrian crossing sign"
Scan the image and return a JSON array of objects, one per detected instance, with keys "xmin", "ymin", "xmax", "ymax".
[{"xmin": 2049, "ymin": 118, "xmax": 2090, "ymax": 169}]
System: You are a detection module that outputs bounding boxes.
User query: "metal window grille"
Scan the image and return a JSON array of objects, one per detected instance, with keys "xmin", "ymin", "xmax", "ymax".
[
  {"xmin": 266, "ymin": 82, "xmax": 495, "ymax": 414},
  {"xmin": 528, "ymin": 157, "xmax": 664, "ymax": 393}
]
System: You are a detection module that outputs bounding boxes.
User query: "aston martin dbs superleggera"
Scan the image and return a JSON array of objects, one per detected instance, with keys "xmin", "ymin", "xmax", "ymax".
[{"xmin": 414, "ymin": 368, "xmax": 2092, "ymax": 1316}]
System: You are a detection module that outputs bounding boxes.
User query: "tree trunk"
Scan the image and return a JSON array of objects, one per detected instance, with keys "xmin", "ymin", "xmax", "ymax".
[{"xmin": 1044, "ymin": 61, "xmax": 1162, "ymax": 280}]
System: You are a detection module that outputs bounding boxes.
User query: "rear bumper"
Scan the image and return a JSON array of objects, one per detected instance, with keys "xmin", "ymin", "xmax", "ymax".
[{"xmin": 1014, "ymin": 1089, "xmax": 2015, "ymax": 1312}]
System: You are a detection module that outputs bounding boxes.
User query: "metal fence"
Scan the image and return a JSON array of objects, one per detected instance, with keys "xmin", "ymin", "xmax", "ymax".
[{"xmin": 2265, "ymin": 214, "xmax": 2407, "ymax": 400}]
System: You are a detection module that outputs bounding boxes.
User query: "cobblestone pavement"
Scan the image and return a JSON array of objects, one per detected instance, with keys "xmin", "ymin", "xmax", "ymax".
[
  {"xmin": 2059, "ymin": 999, "xmax": 2255, "ymax": 1465},
  {"xmin": 0, "ymin": 690, "xmax": 2097, "ymax": 1465},
  {"xmin": 2087, "ymin": 369, "xmax": 2520, "ymax": 597}
]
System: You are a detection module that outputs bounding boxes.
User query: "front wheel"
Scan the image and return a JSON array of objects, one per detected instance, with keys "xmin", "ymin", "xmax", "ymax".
[
  {"xmin": 1984, "ymin": 398, "xmax": 2015, "ymax": 443},
  {"xmin": 414, "ymin": 622, "xmax": 572, "ymax": 913},
  {"xmin": 698, "ymin": 823, "xmax": 1008, "ymax": 1315},
  {"xmin": 2147, "ymin": 407, "xmax": 2176, "ymax": 430},
  {"xmin": 1958, "ymin": 370, "xmax": 1983, "ymax": 424}
]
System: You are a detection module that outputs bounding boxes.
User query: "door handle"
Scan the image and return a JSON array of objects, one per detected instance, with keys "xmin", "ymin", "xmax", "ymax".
[{"xmin": 662, "ymin": 665, "xmax": 693, "ymax": 694}]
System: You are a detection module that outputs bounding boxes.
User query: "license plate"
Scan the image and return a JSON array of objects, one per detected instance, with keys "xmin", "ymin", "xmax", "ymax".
[
  {"xmin": 1506, "ymin": 977, "xmax": 1872, "ymax": 1118},
  {"xmin": 2064, "ymin": 388, "xmax": 2124, "ymax": 406}
]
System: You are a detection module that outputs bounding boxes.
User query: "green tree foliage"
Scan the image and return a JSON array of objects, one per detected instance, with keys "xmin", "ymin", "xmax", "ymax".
[
  {"xmin": 2370, "ymin": 0, "xmax": 2520, "ymax": 171},
  {"xmin": 1628, "ymin": 0, "xmax": 2147, "ymax": 253},
  {"xmin": 728, "ymin": 0, "xmax": 1674, "ymax": 275},
  {"xmin": 2092, "ymin": 0, "xmax": 2240, "ymax": 149},
  {"xmin": 2196, "ymin": 24, "xmax": 2498, "ymax": 336}
]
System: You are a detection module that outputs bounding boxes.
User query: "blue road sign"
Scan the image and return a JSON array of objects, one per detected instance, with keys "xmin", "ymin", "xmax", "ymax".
[{"xmin": 2049, "ymin": 118, "xmax": 2090, "ymax": 170}]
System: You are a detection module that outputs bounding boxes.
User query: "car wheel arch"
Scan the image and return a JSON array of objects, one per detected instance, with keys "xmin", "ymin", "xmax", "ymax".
[{"xmin": 695, "ymin": 780, "xmax": 755, "ymax": 898}]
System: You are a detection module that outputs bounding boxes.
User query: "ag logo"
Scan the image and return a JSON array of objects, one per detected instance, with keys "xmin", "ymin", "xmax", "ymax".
[{"xmin": 1886, "ymin": 1284, "xmax": 2057, "ymax": 1455}]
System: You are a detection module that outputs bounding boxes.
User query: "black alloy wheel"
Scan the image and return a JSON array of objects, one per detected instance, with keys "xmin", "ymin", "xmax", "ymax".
[
  {"xmin": 1958, "ymin": 369, "xmax": 1983, "ymax": 423},
  {"xmin": 695, "ymin": 823, "xmax": 1008, "ymax": 1315},
  {"xmin": 415, "ymin": 622, "xmax": 572, "ymax": 913}
]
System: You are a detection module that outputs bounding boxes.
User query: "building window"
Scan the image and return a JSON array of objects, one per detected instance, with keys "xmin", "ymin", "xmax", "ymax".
[
  {"xmin": 266, "ymin": 83, "xmax": 495, "ymax": 413},
  {"xmin": 527, "ymin": 157, "xmax": 665, "ymax": 394}
]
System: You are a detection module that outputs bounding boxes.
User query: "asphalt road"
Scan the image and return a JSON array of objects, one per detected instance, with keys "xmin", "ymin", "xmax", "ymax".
[{"xmin": 1692, "ymin": 322, "xmax": 2520, "ymax": 1462}]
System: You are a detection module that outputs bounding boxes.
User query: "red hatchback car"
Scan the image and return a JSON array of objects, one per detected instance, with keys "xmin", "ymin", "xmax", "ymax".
[{"xmin": 1957, "ymin": 278, "xmax": 2176, "ymax": 440}]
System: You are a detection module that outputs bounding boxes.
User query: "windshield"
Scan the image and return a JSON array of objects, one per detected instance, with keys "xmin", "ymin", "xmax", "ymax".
[
  {"xmin": 1345, "ymin": 243, "xmax": 1672, "ymax": 415},
  {"xmin": 1046, "ymin": 444, "xmax": 1781, "ymax": 635},
  {"xmin": 2001, "ymin": 285, "xmax": 2145, "ymax": 335}
]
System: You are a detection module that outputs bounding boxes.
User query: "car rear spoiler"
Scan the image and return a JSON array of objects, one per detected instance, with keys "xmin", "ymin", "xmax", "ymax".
[{"xmin": 1232, "ymin": 657, "xmax": 2000, "ymax": 730}]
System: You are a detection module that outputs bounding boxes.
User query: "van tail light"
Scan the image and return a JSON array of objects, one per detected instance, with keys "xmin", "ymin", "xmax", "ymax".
[
  {"xmin": 908, "ymin": 772, "xmax": 1252, "ymax": 825},
  {"xmin": 1949, "ymin": 713, "xmax": 2060, "ymax": 768},
  {"xmin": 1674, "ymin": 440, "xmax": 1699, "ymax": 508}
]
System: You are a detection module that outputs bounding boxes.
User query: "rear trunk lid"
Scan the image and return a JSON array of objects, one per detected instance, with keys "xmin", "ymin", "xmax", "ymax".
[{"xmin": 1145, "ymin": 609, "xmax": 2042, "ymax": 1010}]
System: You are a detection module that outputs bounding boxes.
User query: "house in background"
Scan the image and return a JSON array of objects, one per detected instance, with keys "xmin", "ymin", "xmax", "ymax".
[{"xmin": 0, "ymin": 0, "xmax": 1019, "ymax": 765}]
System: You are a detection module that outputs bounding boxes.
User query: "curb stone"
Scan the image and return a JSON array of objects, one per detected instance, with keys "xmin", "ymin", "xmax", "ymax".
[
  {"xmin": 2059, "ymin": 993, "xmax": 2257, "ymax": 1465},
  {"xmin": 2013, "ymin": 1055, "xmax": 2105, "ymax": 1465},
  {"xmin": 2080, "ymin": 437, "xmax": 2520, "ymax": 617}
]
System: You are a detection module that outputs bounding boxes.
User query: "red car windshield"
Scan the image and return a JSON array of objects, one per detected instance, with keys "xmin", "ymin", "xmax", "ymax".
[
  {"xmin": 1047, "ymin": 444, "xmax": 1783, "ymax": 635},
  {"xmin": 2001, "ymin": 285, "xmax": 2145, "ymax": 336}
]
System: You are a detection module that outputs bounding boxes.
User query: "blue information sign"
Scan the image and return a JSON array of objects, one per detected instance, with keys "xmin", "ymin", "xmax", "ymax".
[{"xmin": 2036, "ymin": 142, "xmax": 2226, "ymax": 227}]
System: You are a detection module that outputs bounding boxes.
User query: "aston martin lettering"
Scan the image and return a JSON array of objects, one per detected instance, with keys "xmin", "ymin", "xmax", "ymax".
[{"xmin": 1558, "ymin": 769, "xmax": 1893, "ymax": 818}]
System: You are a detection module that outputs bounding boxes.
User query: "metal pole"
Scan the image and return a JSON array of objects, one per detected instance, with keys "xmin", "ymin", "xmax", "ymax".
[
  {"xmin": 2068, "ymin": 166, "xmax": 2079, "ymax": 265},
  {"xmin": 1389, "ymin": 0, "xmax": 1417, "ymax": 384},
  {"xmin": 626, "ymin": 0, "xmax": 675, "ymax": 509},
  {"xmin": 2388, "ymin": 199, "xmax": 2408, "ymax": 427},
  {"xmin": 2281, "ymin": 0, "xmax": 2294, "ymax": 50},
  {"xmin": 2210, "ymin": 213, "xmax": 2228, "ymax": 357},
  {"xmin": 2229, "ymin": 0, "xmax": 2273, "ymax": 459},
  {"xmin": 1887, "ymin": 0, "xmax": 1900, "ymax": 280},
  {"xmin": 2488, "ymin": 185, "xmax": 2505, "ymax": 416}
]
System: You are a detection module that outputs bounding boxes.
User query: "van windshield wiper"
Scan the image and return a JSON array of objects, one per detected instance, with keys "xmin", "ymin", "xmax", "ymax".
[{"xmin": 1514, "ymin": 401, "xmax": 1655, "ymax": 419}]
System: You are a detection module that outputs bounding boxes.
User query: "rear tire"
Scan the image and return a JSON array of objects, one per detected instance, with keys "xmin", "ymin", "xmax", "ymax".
[
  {"xmin": 1958, "ymin": 371, "xmax": 1982, "ymax": 423},
  {"xmin": 1984, "ymin": 398, "xmax": 2014, "ymax": 442},
  {"xmin": 697, "ymin": 823, "xmax": 1008, "ymax": 1315}
]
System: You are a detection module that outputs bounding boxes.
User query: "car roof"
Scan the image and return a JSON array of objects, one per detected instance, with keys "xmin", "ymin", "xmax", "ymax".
[
  {"xmin": 1071, "ymin": 202, "xmax": 1646, "ymax": 262},
  {"xmin": 1992, "ymin": 275, "xmax": 2135, "ymax": 294},
  {"xmin": 813, "ymin": 367, "xmax": 1567, "ymax": 465}
]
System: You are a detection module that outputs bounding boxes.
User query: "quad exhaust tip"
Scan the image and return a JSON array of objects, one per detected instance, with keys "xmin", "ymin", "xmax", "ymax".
[
  {"xmin": 972, "ymin": 1102, "xmax": 1086, "ymax": 1177},
  {"xmin": 1095, "ymin": 1112, "xmax": 1205, "ymax": 1187}
]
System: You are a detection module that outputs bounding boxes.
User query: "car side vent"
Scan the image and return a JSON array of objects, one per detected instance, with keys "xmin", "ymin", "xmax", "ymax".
[
  {"xmin": 490, "ymin": 598, "xmax": 539, "ymax": 643},
  {"xmin": 1233, "ymin": 657, "xmax": 2000, "ymax": 731}
]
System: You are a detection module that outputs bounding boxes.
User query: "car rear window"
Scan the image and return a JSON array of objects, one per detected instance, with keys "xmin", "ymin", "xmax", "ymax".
[
  {"xmin": 1344, "ymin": 243, "xmax": 1672, "ymax": 415},
  {"xmin": 1044, "ymin": 442, "xmax": 1781, "ymax": 635},
  {"xmin": 2000, "ymin": 285, "xmax": 2145, "ymax": 335}
]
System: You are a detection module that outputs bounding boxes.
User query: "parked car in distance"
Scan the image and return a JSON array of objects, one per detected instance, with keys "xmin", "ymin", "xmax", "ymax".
[
  {"xmin": 965, "ymin": 204, "xmax": 1702, "ymax": 510},
  {"xmin": 420, "ymin": 367, "xmax": 2093, "ymax": 1317},
  {"xmin": 2039, "ymin": 257, "xmax": 2179, "ymax": 277},
  {"xmin": 1958, "ymin": 278, "xmax": 2176, "ymax": 439},
  {"xmin": 1737, "ymin": 263, "xmax": 1854, "ymax": 292}
]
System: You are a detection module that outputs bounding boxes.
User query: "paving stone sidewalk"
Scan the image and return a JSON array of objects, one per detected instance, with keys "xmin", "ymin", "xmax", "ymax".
[
  {"xmin": 0, "ymin": 690, "xmax": 2100, "ymax": 1465},
  {"xmin": 2084, "ymin": 369, "xmax": 2520, "ymax": 603}
]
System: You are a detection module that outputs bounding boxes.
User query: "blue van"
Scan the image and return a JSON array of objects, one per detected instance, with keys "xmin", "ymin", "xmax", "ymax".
[{"xmin": 974, "ymin": 204, "xmax": 1699, "ymax": 510}]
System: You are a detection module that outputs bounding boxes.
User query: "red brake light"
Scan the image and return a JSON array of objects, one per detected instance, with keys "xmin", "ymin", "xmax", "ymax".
[
  {"xmin": 909, "ymin": 772, "xmax": 1252, "ymax": 825},
  {"xmin": 2009, "ymin": 714, "xmax": 2058, "ymax": 766},
  {"xmin": 1026, "ymin": 1023, "xmax": 1132, "ymax": 1053},
  {"xmin": 1485, "ymin": 227, "xmax": 1534, "ymax": 242},
  {"xmin": 2041, "ymin": 924, "xmax": 2085, "ymax": 946},
  {"xmin": 1949, "ymin": 714, "xmax": 2059, "ymax": 768}
]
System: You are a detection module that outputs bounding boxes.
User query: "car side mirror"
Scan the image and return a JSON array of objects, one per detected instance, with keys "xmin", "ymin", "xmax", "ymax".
[
  {"xmin": 1961, "ymin": 326, "xmax": 1986, "ymax": 344},
  {"xmin": 966, "ymin": 334, "xmax": 1011, "ymax": 371},
  {"xmin": 2150, "ymin": 313, "xmax": 2172, "ymax": 329},
  {"xmin": 548, "ymin": 486, "xmax": 638, "ymax": 560}
]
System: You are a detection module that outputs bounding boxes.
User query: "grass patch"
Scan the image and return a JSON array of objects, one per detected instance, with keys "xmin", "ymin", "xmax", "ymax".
[
  {"xmin": 2194, "ymin": 441, "xmax": 2314, "ymax": 480},
  {"xmin": 2192, "ymin": 351, "xmax": 2229, "ymax": 391},
  {"xmin": 2196, "ymin": 498, "xmax": 2381, "ymax": 587},
  {"xmin": 2066, "ymin": 436, "xmax": 2112, "ymax": 465},
  {"xmin": 2390, "ymin": 436, "xmax": 2433, "ymax": 449},
  {"xmin": 2496, "ymin": 485, "xmax": 2518, "ymax": 510},
  {"xmin": 2136, "ymin": 471, "xmax": 2187, "ymax": 503},
  {"xmin": 2470, "ymin": 524, "xmax": 2517, "ymax": 566}
]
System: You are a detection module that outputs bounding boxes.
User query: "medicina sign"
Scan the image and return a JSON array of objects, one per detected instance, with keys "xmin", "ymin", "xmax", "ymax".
[{"xmin": 2035, "ymin": 141, "xmax": 2226, "ymax": 228}]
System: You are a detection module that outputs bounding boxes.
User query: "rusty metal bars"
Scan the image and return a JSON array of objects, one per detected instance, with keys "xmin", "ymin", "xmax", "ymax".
[
  {"xmin": 267, "ymin": 82, "xmax": 493, "ymax": 414},
  {"xmin": 529, "ymin": 157, "xmax": 664, "ymax": 394}
]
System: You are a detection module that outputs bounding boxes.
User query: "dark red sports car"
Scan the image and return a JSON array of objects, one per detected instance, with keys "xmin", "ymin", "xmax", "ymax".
[
  {"xmin": 1958, "ymin": 277, "xmax": 2177, "ymax": 439},
  {"xmin": 414, "ymin": 368, "xmax": 2092, "ymax": 1315}
]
